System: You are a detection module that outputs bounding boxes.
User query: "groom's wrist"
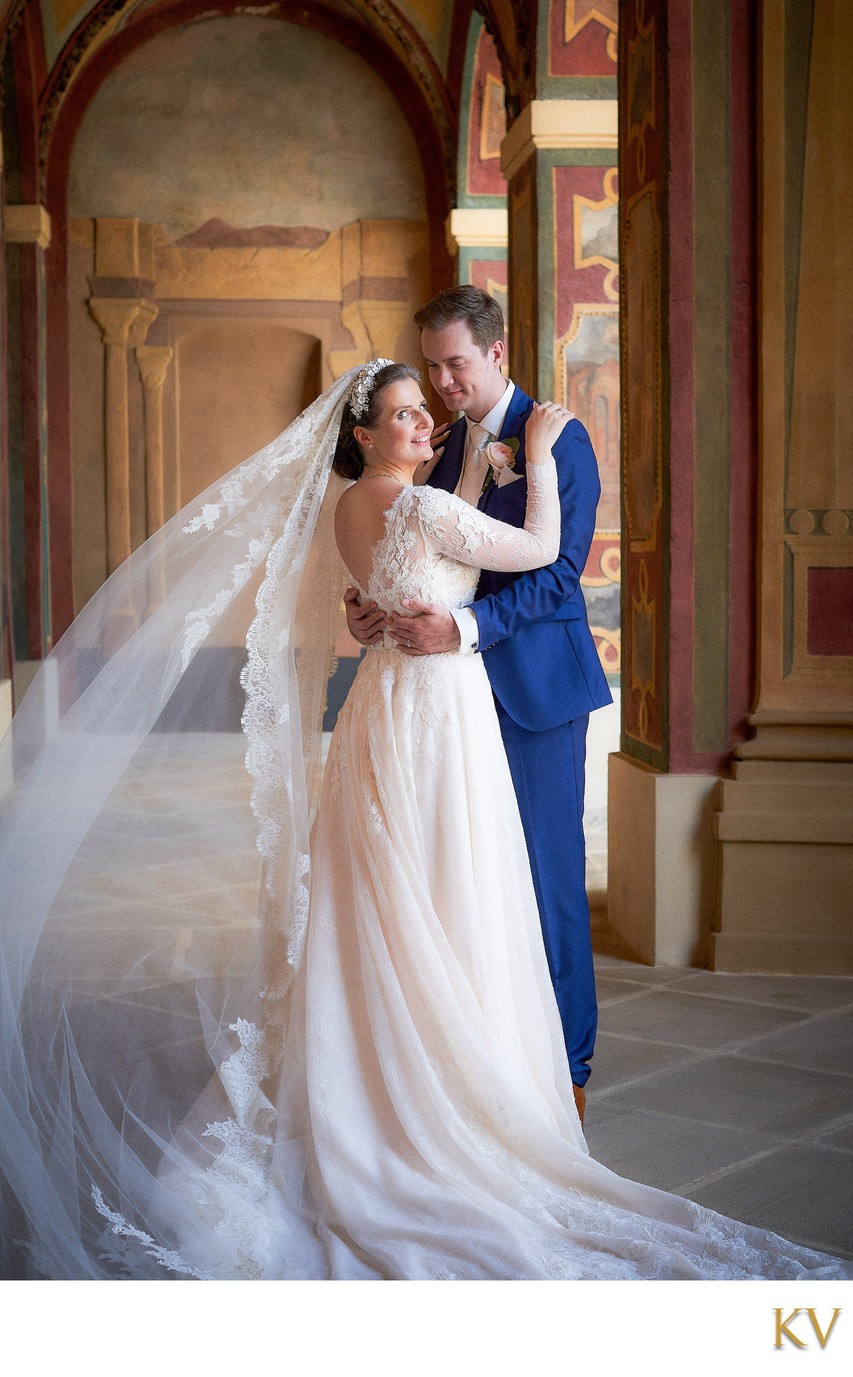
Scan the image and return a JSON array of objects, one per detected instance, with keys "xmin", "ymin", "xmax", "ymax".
[{"xmin": 450, "ymin": 607, "xmax": 479, "ymax": 655}]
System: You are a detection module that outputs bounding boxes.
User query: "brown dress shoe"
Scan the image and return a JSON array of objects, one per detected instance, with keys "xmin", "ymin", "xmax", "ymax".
[{"xmin": 572, "ymin": 1083, "xmax": 586, "ymax": 1126}]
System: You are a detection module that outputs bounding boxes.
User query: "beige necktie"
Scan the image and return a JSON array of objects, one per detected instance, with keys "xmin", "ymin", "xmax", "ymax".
[{"xmin": 457, "ymin": 423, "xmax": 492, "ymax": 506}]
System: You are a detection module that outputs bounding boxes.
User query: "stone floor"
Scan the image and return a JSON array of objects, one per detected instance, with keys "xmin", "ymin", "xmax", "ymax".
[
  {"xmin": 32, "ymin": 732, "xmax": 853, "ymax": 1269},
  {"xmin": 585, "ymin": 915, "xmax": 853, "ymax": 1262}
]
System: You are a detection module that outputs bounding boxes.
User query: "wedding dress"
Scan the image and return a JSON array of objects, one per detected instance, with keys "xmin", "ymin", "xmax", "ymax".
[{"xmin": 0, "ymin": 366, "xmax": 847, "ymax": 1281}]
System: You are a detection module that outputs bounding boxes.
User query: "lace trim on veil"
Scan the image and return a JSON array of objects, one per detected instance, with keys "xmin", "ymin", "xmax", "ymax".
[{"xmin": 91, "ymin": 371, "xmax": 355, "ymax": 1277}]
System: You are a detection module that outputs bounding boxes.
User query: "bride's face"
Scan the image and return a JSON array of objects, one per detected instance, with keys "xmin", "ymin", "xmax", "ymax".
[{"xmin": 359, "ymin": 379, "xmax": 434, "ymax": 472}]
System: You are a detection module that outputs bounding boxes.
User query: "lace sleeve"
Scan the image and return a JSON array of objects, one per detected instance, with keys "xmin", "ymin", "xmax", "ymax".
[{"xmin": 414, "ymin": 459, "xmax": 560, "ymax": 573}]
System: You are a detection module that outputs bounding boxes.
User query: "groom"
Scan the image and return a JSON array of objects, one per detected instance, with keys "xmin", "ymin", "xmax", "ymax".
[{"xmin": 346, "ymin": 287, "xmax": 611, "ymax": 1122}]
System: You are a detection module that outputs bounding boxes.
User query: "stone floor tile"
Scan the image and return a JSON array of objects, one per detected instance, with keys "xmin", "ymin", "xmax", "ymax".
[
  {"xmin": 587, "ymin": 1032, "xmax": 699, "ymax": 1092},
  {"xmin": 667, "ymin": 970, "xmax": 853, "ymax": 1013},
  {"xmin": 739, "ymin": 1014, "xmax": 853, "ymax": 1077},
  {"xmin": 812, "ymin": 1118, "xmax": 853, "ymax": 1153},
  {"xmin": 608, "ymin": 1055, "xmax": 853, "ymax": 1136},
  {"xmin": 685, "ymin": 1144, "xmax": 853, "ymax": 1259},
  {"xmin": 594, "ymin": 975, "xmax": 660, "ymax": 1006},
  {"xmin": 593, "ymin": 957, "xmax": 692, "ymax": 985},
  {"xmin": 598, "ymin": 988, "xmax": 811, "ymax": 1049},
  {"xmin": 583, "ymin": 1101, "xmax": 775, "ymax": 1193}
]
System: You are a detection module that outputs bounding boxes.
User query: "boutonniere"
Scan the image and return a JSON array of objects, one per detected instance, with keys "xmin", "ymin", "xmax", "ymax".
[{"xmin": 480, "ymin": 436, "xmax": 520, "ymax": 497}]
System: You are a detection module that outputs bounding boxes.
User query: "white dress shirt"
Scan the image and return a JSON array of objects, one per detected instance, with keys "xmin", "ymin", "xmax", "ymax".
[{"xmin": 449, "ymin": 382, "xmax": 515, "ymax": 654}]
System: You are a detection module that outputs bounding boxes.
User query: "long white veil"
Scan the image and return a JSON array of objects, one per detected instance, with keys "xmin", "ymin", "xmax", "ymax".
[{"xmin": 0, "ymin": 365, "xmax": 368, "ymax": 1279}]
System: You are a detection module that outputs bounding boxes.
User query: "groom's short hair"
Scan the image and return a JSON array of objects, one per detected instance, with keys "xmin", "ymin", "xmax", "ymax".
[{"xmin": 414, "ymin": 286, "xmax": 505, "ymax": 355}]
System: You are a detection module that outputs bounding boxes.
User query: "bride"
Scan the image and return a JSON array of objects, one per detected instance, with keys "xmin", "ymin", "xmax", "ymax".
[{"xmin": 0, "ymin": 360, "xmax": 847, "ymax": 1281}]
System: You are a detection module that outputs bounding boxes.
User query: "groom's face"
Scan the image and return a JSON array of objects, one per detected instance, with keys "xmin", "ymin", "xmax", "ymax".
[{"xmin": 420, "ymin": 319, "xmax": 506, "ymax": 422}]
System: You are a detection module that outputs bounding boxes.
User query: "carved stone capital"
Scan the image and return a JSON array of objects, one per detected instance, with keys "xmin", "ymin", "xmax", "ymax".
[
  {"xmin": 128, "ymin": 301, "xmax": 159, "ymax": 349},
  {"xmin": 135, "ymin": 344, "xmax": 173, "ymax": 391},
  {"xmin": 88, "ymin": 298, "xmax": 142, "ymax": 348},
  {"xmin": 341, "ymin": 299, "xmax": 409, "ymax": 362},
  {"xmin": 3, "ymin": 204, "xmax": 52, "ymax": 249},
  {"xmin": 445, "ymin": 208, "xmax": 508, "ymax": 257},
  {"xmin": 501, "ymin": 99, "xmax": 618, "ymax": 181}
]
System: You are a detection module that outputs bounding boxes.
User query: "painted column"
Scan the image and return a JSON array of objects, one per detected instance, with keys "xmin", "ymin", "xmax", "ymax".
[
  {"xmin": 607, "ymin": 0, "xmax": 852, "ymax": 972},
  {"xmin": 87, "ymin": 218, "xmax": 158, "ymax": 571},
  {"xmin": 4, "ymin": 202, "xmax": 51, "ymax": 657},
  {"xmin": 88, "ymin": 298, "xmax": 141, "ymax": 573},
  {"xmin": 711, "ymin": 0, "xmax": 853, "ymax": 973},
  {"xmin": 135, "ymin": 345, "xmax": 173, "ymax": 536},
  {"xmin": 499, "ymin": 3, "xmax": 621, "ymax": 702},
  {"xmin": 609, "ymin": 0, "xmax": 748, "ymax": 966},
  {"xmin": 447, "ymin": 16, "xmax": 509, "ymax": 304},
  {"xmin": 330, "ymin": 221, "xmax": 415, "ymax": 377},
  {"xmin": 0, "ymin": 138, "xmax": 13, "ymax": 745}
]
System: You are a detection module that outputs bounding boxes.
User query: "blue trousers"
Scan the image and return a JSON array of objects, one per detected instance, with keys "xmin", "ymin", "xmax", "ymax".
[{"xmin": 495, "ymin": 702, "xmax": 597, "ymax": 1087}]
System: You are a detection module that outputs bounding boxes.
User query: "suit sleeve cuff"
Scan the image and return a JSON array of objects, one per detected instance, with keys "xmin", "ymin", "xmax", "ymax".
[{"xmin": 450, "ymin": 606, "xmax": 479, "ymax": 655}]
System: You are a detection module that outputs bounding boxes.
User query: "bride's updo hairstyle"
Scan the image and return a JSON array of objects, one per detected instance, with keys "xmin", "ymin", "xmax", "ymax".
[{"xmin": 333, "ymin": 361, "xmax": 421, "ymax": 480}]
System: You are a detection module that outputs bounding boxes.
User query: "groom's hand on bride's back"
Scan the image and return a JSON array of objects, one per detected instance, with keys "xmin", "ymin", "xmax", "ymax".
[
  {"xmin": 344, "ymin": 587, "xmax": 387, "ymax": 645},
  {"xmin": 386, "ymin": 601, "xmax": 461, "ymax": 655}
]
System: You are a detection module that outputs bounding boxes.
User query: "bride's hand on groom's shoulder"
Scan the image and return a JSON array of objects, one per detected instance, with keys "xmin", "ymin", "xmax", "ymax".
[
  {"xmin": 386, "ymin": 600, "xmax": 460, "ymax": 655},
  {"xmin": 344, "ymin": 587, "xmax": 387, "ymax": 646},
  {"xmin": 525, "ymin": 401, "xmax": 574, "ymax": 463}
]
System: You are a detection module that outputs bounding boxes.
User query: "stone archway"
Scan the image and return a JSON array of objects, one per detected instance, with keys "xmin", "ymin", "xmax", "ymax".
[{"xmin": 33, "ymin": 0, "xmax": 455, "ymax": 636}]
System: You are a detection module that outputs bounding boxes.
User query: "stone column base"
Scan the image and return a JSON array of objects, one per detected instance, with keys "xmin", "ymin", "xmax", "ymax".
[
  {"xmin": 711, "ymin": 759, "xmax": 853, "ymax": 974},
  {"xmin": 607, "ymin": 753, "xmax": 718, "ymax": 967}
]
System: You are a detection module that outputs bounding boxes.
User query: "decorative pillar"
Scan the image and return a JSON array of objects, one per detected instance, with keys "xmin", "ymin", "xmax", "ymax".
[
  {"xmin": 607, "ymin": 0, "xmax": 852, "ymax": 972},
  {"xmin": 448, "ymin": 16, "xmax": 509, "ymax": 303},
  {"xmin": 609, "ymin": 0, "xmax": 750, "ymax": 967},
  {"xmin": 500, "ymin": 94, "xmax": 620, "ymax": 681},
  {"xmin": 711, "ymin": 0, "xmax": 853, "ymax": 973},
  {"xmin": 445, "ymin": 208, "xmax": 508, "ymax": 268},
  {"xmin": 135, "ymin": 345, "xmax": 173, "ymax": 535},
  {"xmin": 88, "ymin": 298, "xmax": 141, "ymax": 573},
  {"xmin": 4, "ymin": 202, "xmax": 51, "ymax": 655},
  {"xmin": 87, "ymin": 217, "xmax": 159, "ymax": 572},
  {"xmin": 329, "ymin": 221, "xmax": 414, "ymax": 377},
  {"xmin": 0, "ymin": 148, "xmax": 13, "ymax": 743},
  {"xmin": 501, "ymin": 99, "xmax": 618, "ymax": 399}
]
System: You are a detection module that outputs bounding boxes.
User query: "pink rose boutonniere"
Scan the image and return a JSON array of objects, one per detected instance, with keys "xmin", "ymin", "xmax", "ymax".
[{"xmin": 480, "ymin": 435, "xmax": 520, "ymax": 497}]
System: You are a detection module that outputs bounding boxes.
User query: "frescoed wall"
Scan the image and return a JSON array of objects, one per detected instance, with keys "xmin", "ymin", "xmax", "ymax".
[
  {"xmin": 618, "ymin": 0, "xmax": 663, "ymax": 757},
  {"xmin": 555, "ymin": 163, "xmax": 619, "ymax": 677},
  {"xmin": 545, "ymin": 0, "xmax": 618, "ymax": 80},
  {"xmin": 67, "ymin": 20, "xmax": 428, "ymax": 237},
  {"xmin": 4, "ymin": 0, "xmax": 851, "ymax": 973},
  {"xmin": 65, "ymin": 18, "xmax": 430, "ymax": 612},
  {"xmin": 454, "ymin": 17, "xmax": 508, "ymax": 299}
]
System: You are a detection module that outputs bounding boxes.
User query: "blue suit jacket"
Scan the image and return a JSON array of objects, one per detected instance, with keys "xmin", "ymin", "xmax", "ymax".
[{"xmin": 428, "ymin": 385, "xmax": 612, "ymax": 731}]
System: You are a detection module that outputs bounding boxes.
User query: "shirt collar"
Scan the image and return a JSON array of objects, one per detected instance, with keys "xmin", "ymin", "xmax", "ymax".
[{"xmin": 465, "ymin": 380, "xmax": 515, "ymax": 441}]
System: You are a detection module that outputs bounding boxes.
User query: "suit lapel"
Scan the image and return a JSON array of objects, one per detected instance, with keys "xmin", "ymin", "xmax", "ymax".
[
  {"xmin": 479, "ymin": 385, "xmax": 534, "ymax": 513},
  {"xmin": 498, "ymin": 385, "xmax": 534, "ymax": 444}
]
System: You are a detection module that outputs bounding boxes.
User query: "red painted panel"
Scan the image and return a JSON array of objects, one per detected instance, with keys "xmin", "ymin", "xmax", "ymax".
[
  {"xmin": 550, "ymin": 3, "xmax": 617, "ymax": 77},
  {"xmin": 808, "ymin": 568, "xmax": 853, "ymax": 656},
  {"xmin": 466, "ymin": 26, "xmax": 508, "ymax": 199}
]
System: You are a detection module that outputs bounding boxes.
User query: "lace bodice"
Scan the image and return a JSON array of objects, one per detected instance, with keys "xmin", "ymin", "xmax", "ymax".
[{"xmin": 349, "ymin": 461, "xmax": 559, "ymax": 637}]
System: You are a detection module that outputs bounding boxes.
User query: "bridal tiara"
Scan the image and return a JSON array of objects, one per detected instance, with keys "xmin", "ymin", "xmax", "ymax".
[{"xmin": 347, "ymin": 358, "xmax": 394, "ymax": 420}]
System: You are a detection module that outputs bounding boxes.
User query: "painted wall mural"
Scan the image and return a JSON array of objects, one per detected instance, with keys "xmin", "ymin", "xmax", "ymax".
[
  {"xmin": 457, "ymin": 17, "xmax": 508, "ymax": 303},
  {"xmin": 463, "ymin": 19, "xmax": 508, "ymax": 203},
  {"xmin": 68, "ymin": 18, "xmax": 427, "ymax": 237},
  {"xmin": 36, "ymin": 0, "xmax": 456, "ymax": 77},
  {"xmin": 66, "ymin": 14, "xmax": 430, "ymax": 634},
  {"xmin": 548, "ymin": 0, "xmax": 618, "ymax": 80},
  {"xmin": 619, "ymin": 0, "xmax": 664, "ymax": 760},
  {"xmin": 554, "ymin": 161, "xmax": 620, "ymax": 678}
]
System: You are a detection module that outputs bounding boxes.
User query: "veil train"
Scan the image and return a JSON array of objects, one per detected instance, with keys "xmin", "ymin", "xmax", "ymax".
[{"xmin": 0, "ymin": 365, "xmax": 360, "ymax": 1278}]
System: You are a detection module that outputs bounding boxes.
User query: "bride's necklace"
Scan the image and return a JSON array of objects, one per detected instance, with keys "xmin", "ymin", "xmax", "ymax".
[{"xmin": 360, "ymin": 469, "xmax": 404, "ymax": 482}]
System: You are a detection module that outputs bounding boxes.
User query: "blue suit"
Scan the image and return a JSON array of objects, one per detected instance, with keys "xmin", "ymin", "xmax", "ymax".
[{"xmin": 429, "ymin": 385, "xmax": 611, "ymax": 1087}]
